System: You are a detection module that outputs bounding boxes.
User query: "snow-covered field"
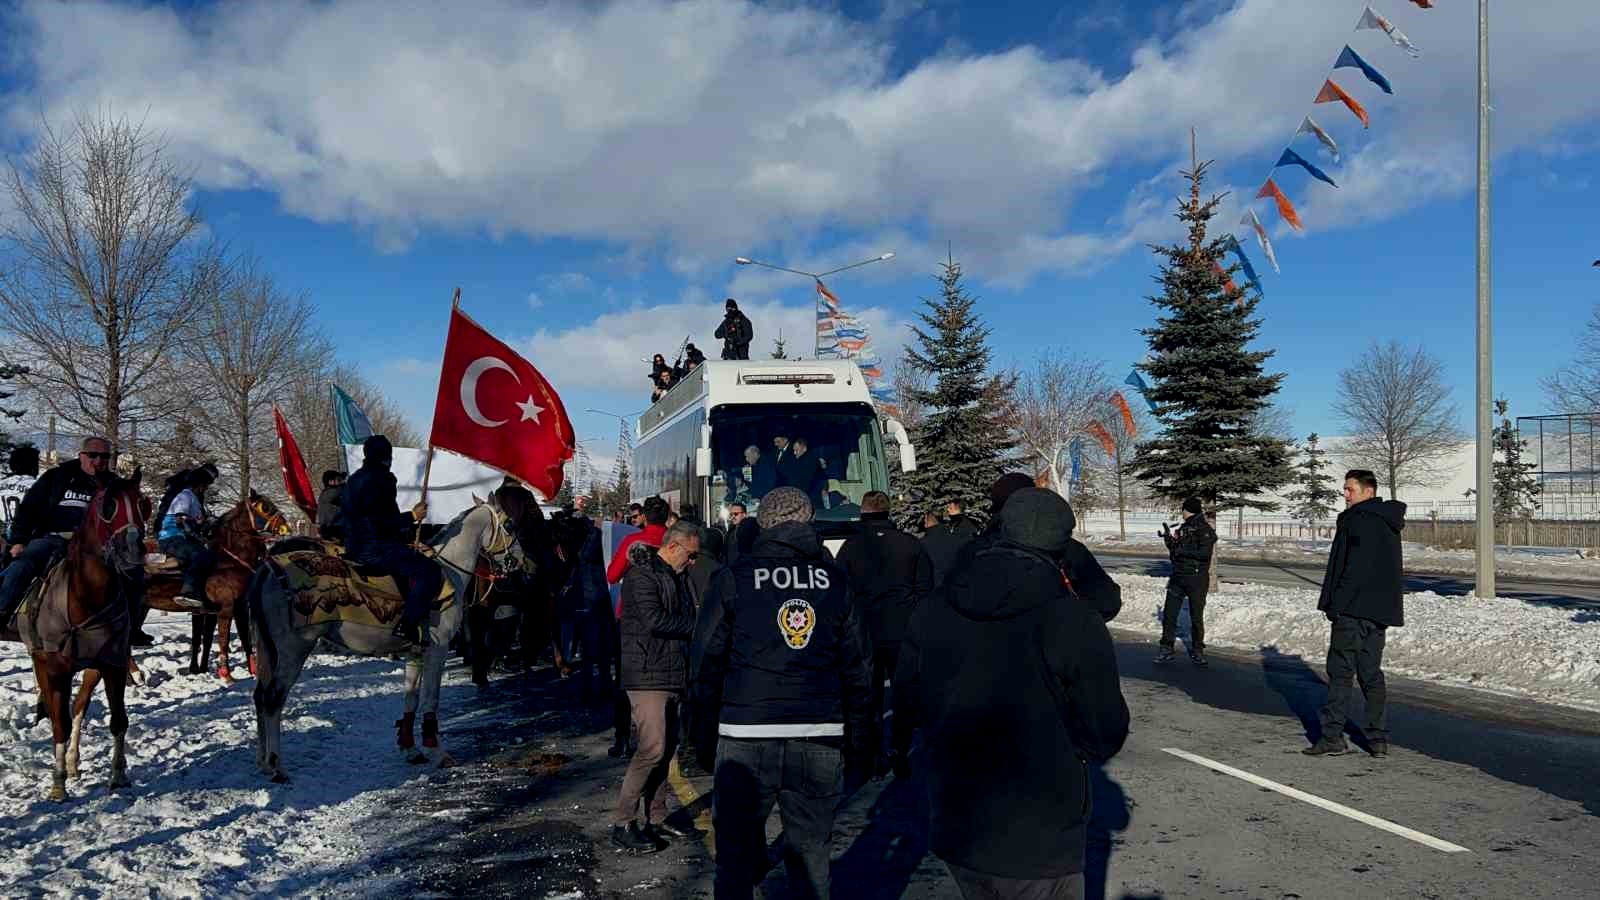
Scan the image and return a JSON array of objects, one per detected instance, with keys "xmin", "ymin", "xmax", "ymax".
[
  {"xmin": 1113, "ymin": 573, "xmax": 1600, "ymax": 711},
  {"xmin": 0, "ymin": 614, "xmax": 479, "ymax": 898},
  {"xmin": 1080, "ymin": 511, "xmax": 1600, "ymax": 582}
]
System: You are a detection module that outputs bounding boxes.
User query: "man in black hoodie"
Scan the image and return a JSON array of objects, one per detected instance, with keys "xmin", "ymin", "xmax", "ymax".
[
  {"xmin": 895, "ymin": 488, "xmax": 1129, "ymax": 899},
  {"xmin": 1158, "ymin": 497, "xmax": 1217, "ymax": 666},
  {"xmin": 342, "ymin": 435, "xmax": 434, "ymax": 646},
  {"xmin": 1, "ymin": 436, "xmax": 114, "ymax": 628},
  {"xmin": 715, "ymin": 298, "xmax": 754, "ymax": 360},
  {"xmin": 921, "ymin": 499, "xmax": 979, "ymax": 588},
  {"xmin": 835, "ymin": 490, "xmax": 934, "ymax": 777},
  {"xmin": 692, "ymin": 486, "xmax": 873, "ymax": 899},
  {"xmin": 1304, "ymin": 469, "xmax": 1406, "ymax": 759}
]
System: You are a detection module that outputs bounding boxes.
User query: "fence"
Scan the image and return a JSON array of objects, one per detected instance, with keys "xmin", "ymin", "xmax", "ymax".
[
  {"xmin": 1220, "ymin": 521, "xmax": 1337, "ymax": 541},
  {"xmin": 1406, "ymin": 518, "xmax": 1600, "ymax": 550}
]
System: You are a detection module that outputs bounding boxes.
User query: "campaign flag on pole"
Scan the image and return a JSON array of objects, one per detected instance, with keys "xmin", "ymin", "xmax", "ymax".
[
  {"xmin": 332, "ymin": 384, "xmax": 374, "ymax": 446},
  {"xmin": 815, "ymin": 279, "xmax": 898, "ymax": 416},
  {"xmin": 1357, "ymin": 7, "xmax": 1420, "ymax": 57},
  {"xmin": 1109, "ymin": 392, "xmax": 1138, "ymax": 439},
  {"xmin": 274, "ymin": 405, "xmax": 318, "ymax": 518},
  {"xmin": 1256, "ymin": 179, "xmax": 1304, "ymax": 232},
  {"xmin": 1335, "ymin": 45, "xmax": 1393, "ymax": 95},
  {"xmin": 1068, "ymin": 437, "xmax": 1083, "ymax": 483},
  {"xmin": 430, "ymin": 306, "xmax": 576, "ymax": 500},
  {"xmin": 1276, "ymin": 148, "xmax": 1339, "ymax": 188},
  {"xmin": 1297, "ymin": 116, "xmax": 1341, "ymax": 162},
  {"xmin": 1222, "ymin": 237, "xmax": 1264, "ymax": 296},
  {"xmin": 1239, "ymin": 208, "xmax": 1281, "ymax": 273},
  {"xmin": 1316, "ymin": 79, "xmax": 1370, "ymax": 128},
  {"xmin": 1125, "ymin": 370, "xmax": 1158, "ymax": 413},
  {"xmin": 1087, "ymin": 422, "xmax": 1117, "ymax": 457}
]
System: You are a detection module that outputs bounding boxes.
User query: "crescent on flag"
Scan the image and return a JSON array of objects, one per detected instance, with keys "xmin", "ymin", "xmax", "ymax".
[{"xmin": 461, "ymin": 356, "xmax": 519, "ymax": 428}]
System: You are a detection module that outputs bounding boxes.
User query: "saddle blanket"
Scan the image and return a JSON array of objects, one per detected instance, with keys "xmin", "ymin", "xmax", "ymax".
[
  {"xmin": 270, "ymin": 550, "xmax": 455, "ymax": 629},
  {"xmin": 18, "ymin": 561, "xmax": 129, "ymax": 667}
]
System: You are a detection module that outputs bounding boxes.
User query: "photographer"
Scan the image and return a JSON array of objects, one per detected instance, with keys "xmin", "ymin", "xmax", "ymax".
[
  {"xmin": 715, "ymin": 299, "xmax": 754, "ymax": 360},
  {"xmin": 1158, "ymin": 497, "xmax": 1216, "ymax": 666}
]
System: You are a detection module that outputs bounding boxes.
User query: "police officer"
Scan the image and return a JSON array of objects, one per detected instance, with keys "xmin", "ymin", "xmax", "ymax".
[{"xmin": 692, "ymin": 487, "xmax": 873, "ymax": 900}]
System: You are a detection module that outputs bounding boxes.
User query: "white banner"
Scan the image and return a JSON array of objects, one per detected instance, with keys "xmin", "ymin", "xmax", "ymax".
[{"xmin": 343, "ymin": 445, "xmax": 517, "ymax": 525}]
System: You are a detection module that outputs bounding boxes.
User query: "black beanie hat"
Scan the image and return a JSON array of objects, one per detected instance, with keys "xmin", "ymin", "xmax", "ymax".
[
  {"xmin": 1182, "ymin": 497, "xmax": 1204, "ymax": 515},
  {"xmin": 988, "ymin": 472, "xmax": 1037, "ymax": 518},
  {"xmin": 725, "ymin": 298, "xmax": 738, "ymax": 310},
  {"xmin": 364, "ymin": 434, "xmax": 394, "ymax": 463}
]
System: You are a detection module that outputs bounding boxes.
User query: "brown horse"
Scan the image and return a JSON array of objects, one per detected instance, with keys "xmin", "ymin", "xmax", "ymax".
[
  {"xmin": 143, "ymin": 491, "xmax": 284, "ymax": 682},
  {"xmin": 19, "ymin": 470, "xmax": 149, "ymax": 801}
]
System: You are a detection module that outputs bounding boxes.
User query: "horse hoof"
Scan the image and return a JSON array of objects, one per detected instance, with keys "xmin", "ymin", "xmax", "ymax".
[
  {"xmin": 406, "ymin": 751, "xmax": 428, "ymax": 766},
  {"xmin": 216, "ymin": 667, "xmax": 234, "ymax": 685},
  {"xmin": 49, "ymin": 784, "xmax": 66, "ymax": 802},
  {"xmin": 130, "ymin": 670, "xmax": 147, "ymax": 688},
  {"xmin": 109, "ymin": 776, "xmax": 131, "ymax": 791},
  {"xmin": 271, "ymin": 771, "xmax": 291, "ymax": 785}
]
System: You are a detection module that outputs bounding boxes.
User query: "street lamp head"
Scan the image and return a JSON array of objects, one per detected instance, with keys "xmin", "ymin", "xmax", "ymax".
[
  {"xmin": 879, "ymin": 252, "xmax": 895, "ymax": 261},
  {"xmin": 735, "ymin": 257, "xmax": 753, "ymax": 265}
]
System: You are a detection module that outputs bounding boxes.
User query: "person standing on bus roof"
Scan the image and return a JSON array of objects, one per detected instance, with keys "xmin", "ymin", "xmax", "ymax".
[{"xmin": 716, "ymin": 299, "xmax": 754, "ymax": 361}]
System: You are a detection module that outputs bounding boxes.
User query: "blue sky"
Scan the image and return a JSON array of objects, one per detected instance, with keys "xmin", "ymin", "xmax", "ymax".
[{"xmin": 2, "ymin": 0, "xmax": 1597, "ymax": 472}]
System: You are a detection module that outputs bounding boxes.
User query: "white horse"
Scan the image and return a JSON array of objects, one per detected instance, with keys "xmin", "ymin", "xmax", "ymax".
[{"xmin": 249, "ymin": 500, "xmax": 525, "ymax": 781}]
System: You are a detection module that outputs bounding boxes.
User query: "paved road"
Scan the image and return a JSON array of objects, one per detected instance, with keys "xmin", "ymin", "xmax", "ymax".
[
  {"xmin": 348, "ymin": 640, "xmax": 1600, "ymax": 899},
  {"xmin": 1095, "ymin": 550, "xmax": 1600, "ymax": 608}
]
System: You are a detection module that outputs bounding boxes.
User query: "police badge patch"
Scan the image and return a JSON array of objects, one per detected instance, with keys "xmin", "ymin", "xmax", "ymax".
[{"xmin": 776, "ymin": 598, "xmax": 817, "ymax": 650}]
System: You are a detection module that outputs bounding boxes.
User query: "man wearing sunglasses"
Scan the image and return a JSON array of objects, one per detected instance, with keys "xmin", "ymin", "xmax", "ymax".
[{"xmin": 0, "ymin": 437, "xmax": 116, "ymax": 630}]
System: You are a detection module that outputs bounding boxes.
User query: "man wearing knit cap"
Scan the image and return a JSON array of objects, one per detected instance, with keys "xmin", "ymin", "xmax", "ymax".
[
  {"xmin": 715, "ymin": 298, "xmax": 754, "ymax": 361},
  {"xmin": 1159, "ymin": 497, "xmax": 1217, "ymax": 666},
  {"xmin": 692, "ymin": 486, "xmax": 873, "ymax": 899}
]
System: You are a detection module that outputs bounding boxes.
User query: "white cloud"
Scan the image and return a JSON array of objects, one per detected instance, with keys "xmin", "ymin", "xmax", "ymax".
[
  {"xmin": 5, "ymin": 0, "xmax": 1599, "ymax": 279},
  {"xmin": 526, "ymin": 292, "xmax": 544, "ymax": 309}
]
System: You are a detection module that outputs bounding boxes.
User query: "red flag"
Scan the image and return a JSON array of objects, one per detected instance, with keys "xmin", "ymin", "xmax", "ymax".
[
  {"xmin": 430, "ymin": 306, "xmax": 576, "ymax": 500},
  {"xmin": 1408, "ymin": 0, "xmax": 1433, "ymax": 8},
  {"xmin": 274, "ymin": 405, "xmax": 317, "ymax": 518}
]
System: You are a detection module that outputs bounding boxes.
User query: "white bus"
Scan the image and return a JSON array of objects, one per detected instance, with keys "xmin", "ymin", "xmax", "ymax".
[{"xmin": 632, "ymin": 359, "xmax": 916, "ymax": 544}]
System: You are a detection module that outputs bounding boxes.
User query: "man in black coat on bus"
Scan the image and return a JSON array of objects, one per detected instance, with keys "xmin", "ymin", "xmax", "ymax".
[{"xmin": 716, "ymin": 299, "xmax": 754, "ymax": 361}]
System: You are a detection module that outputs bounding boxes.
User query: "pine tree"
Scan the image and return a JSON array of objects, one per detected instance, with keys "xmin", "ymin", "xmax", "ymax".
[
  {"xmin": 1131, "ymin": 146, "xmax": 1293, "ymax": 519},
  {"xmin": 1286, "ymin": 433, "xmax": 1340, "ymax": 527},
  {"xmin": 1486, "ymin": 399, "xmax": 1541, "ymax": 523},
  {"xmin": 771, "ymin": 334, "xmax": 788, "ymax": 360},
  {"xmin": 554, "ymin": 467, "xmax": 575, "ymax": 507},
  {"xmin": 893, "ymin": 255, "xmax": 1017, "ymax": 530},
  {"xmin": 609, "ymin": 458, "xmax": 632, "ymax": 515}
]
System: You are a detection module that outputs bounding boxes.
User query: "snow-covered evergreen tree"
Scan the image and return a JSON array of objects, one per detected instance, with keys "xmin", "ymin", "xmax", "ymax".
[
  {"xmin": 1131, "ymin": 153, "xmax": 1292, "ymax": 515},
  {"xmin": 893, "ymin": 256, "xmax": 1016, "ymax": 529},
  {"xmin": 770, "ymin": 334, "xmax": 788, "ymax": 360},
  {"xmin": 1286, "ymin": 433, "xmax": 1340, "ymax": 526},
  {"xmin": 1487, "ymin": 399, "xmax": 1541, "ymax": 523}
]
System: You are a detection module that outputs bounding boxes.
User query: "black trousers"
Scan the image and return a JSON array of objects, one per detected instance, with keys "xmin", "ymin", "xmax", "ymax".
[
  {"xmin": 714, "ymin": 737, "xmax": 843, "ymax": 900},
  {"xmin": 160, "ymin": 535, "xmax": 216, "ymax": 598},
  {"xmin": 572, "ymin": 609, "xmax": 613, "ymax": 700},
  {"xmin": 0, "ymin": 535, "xmax": 67, "ymax": 621},
  {"xmin": 1319, "ymin": 615, "xmax": 1389, "ymax": 741},
  {"xmin": 349, "ymin": 542, "xmax": 442, "ymax": 626},
  {"xmin": 870, "ymin": 646, "xmax": 910, "ymax": 766},
  {"xmin": 1160, "ymin": 574, "xmax": 1209, "ymax": 652}
]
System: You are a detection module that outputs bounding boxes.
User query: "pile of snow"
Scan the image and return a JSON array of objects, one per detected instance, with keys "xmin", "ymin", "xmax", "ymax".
[
  {"xmin": 0, "ymin": 615, "xmax": 469, "ymax": 896},
  {"xmin": 1111, "ymin": 574, "xmax": 1600, "ymax": 711}
]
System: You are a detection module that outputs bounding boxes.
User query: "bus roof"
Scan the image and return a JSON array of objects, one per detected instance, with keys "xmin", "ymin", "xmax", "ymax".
[{"xmin": 637, "ymin": 359, "xmax": 873, "ymax": 438}]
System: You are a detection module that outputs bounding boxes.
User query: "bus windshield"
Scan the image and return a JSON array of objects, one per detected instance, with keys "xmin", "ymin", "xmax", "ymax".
[{"xmin": 710, "ymin": 403, "xmax": 889, "ymax": 525}]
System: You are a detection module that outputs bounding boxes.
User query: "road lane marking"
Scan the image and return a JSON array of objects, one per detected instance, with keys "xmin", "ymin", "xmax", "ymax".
[
  {"xmin": 667, "ymin": 757, "xmax": 716, "ymax": 857},
  {"xmin": 1160, "ymin": 747, "xmax": 1472, "ymax": 854}
]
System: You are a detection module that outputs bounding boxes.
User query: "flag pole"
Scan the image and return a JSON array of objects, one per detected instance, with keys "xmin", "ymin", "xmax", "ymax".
[{"xmin": 416, "ymin": 287, "xmax": 459, "ymax": 542}]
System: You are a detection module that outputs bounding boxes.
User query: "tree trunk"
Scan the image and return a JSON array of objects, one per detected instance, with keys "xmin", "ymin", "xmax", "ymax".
[
  {"xmin": 1387, "ymin": 462, "xmax": 1399, "ymax": 501},
  {"xmin": 238, "ymin": 400, "xmax": 252, "ymax": 501}
]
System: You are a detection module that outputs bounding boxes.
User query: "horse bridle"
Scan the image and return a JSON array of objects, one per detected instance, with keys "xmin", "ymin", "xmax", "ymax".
[
  {"xmin": 425, "ymin": 506, "xmax": 525, "ymax": 592},
  {"xmin": 249, "ymin": 497, "xmax": 289, "ymax": 535}
]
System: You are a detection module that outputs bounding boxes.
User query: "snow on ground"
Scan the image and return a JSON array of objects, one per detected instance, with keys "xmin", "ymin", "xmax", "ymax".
[
  {"xmin": 1112, "ymin": 573, "xmax": 1600, "ymax": 712},
  {"xmin": 1080, "ymin": 511, "xmax": 1600, "ymax": 582},
  {"xmin": 0, "ymin": 613, "xmax": 483, "ymax": 898}
]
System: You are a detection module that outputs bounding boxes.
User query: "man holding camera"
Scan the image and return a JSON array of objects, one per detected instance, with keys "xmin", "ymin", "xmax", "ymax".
[{"xmin": 1158, "ymin": 497, "xmax": 1216, "ymax": 667}]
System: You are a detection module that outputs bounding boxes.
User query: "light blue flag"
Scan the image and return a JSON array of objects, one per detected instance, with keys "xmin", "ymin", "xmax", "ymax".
[{"xmin": 332, "ymin": 384, "xmax": 374, "ymax": 446}]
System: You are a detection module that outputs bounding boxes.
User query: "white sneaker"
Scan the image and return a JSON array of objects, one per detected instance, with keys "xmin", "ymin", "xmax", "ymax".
[{"xmin": 173, "ymin": 595, "xmax": 206, "ymax": 610}]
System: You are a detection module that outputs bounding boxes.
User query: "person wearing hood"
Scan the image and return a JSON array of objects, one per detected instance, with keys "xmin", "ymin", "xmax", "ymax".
[
  {"xmin": 1305, "ymin": 469, "xmax": 1406, "ymax": 758},
  {"xmin": 895, "ymin": 488, "xmax": 1129, "ymax": 899},
  {"xmin": 715, "ymin": 298, "xmax": 754, "ymax": 361},
  {"xmin": 1158, "ymin": 497, "xmax": 1217, "ymax": 666},
  {"xmin": 835, "ymin": 490, "xmax": 934, "ymax": 777},
  {"xmin": 691, "ymin": 487, "xmax": 873, "ymax": 899},
  {"xmin": 921, "ymin": 499, "xmax": 980, "ymax": 588},
  {"xmin": 343, "ymin": 435, "xmax": 435, "ymax": 646}
]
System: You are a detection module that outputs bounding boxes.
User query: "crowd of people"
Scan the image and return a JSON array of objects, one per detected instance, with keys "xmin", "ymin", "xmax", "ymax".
[{"xmin": 645, "ymin": 298, "xmax": 754, "ymax": 403}]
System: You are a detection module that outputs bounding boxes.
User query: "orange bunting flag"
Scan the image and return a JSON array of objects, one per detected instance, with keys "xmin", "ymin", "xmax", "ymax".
[
  {"xmin": 1109, "ymin": 391, "xmax": 1137, "ymax": 440},
  {"xmin": 1087, "ymin": 422, "xmax": 1117, "ymax": 457},
  {"xmin": 1408, "ymin": 0, "xmax": 1433, "ymax": 8},
  {"xmin": 1315, "ymin": 79, "xmax": 1369, "ymax": 128},
  {"xmin": 1256, "ymin": 179, "xmax": 1304, "ymax": 232}
]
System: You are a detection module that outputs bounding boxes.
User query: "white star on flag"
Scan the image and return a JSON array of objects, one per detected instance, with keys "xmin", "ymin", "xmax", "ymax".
[{"xmin": 517, "ymin": 396, "xmax": 545, "ymax": 423}]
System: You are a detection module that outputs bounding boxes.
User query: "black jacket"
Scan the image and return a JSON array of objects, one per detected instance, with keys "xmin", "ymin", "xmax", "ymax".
[
  {"xmin": 951, "ymin": 505, "xmax": 1122, "ymax": 623},
  {"xmin": 715, "ymin": 310, "xmax": 754, "ymax": 359},
  {"xmin": 836, "ymin": 513, "xmax": 934, "ymax": 649},
  {"xmin": 342, "ymin": 462, "xmax": 415, "ymax": 559},
  {"xmin": 777, "ymin": 451, "xmax": 826, "ymax": 502},
  {"xmin": 316, "ymin": 485, "xmax": 345, "ymax": 540},
  {"xmin": 692, "ymin": 522, "xmax": 873, "ymax": 759},
  {"xmin": 1319, "ymin": 498, "xmax": 1406, "ymax": 627},
  {"xmin": 725, "ymin": 517, "xmax": 762, "ymax": 568},
  {"xmin": 896, "ymin": 536, "xmax": 1129, "ymax": 879},
  {"xmin": 922, "ymin": 516, "xmax": 979, "ymax": 588},
  {"xmin": 620, "ymin": 543, "xmax": 698, "ymax": 691},
  {"xmin": 9, "ymin": 460, "xmax": 104, "ymax": 545},
  {"xmin": 1164, "ymin": 513, "xmax": 1216, "ymax": 577}
]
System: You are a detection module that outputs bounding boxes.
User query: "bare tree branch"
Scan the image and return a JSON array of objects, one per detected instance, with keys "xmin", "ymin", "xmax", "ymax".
[
  {"xmin": 1013, "ymin": 350, "xmax": 1109, "ymax": 494},
  {"xmin": 1336, "ymin": 340, "xmax": 1465, "ymax": 499}
]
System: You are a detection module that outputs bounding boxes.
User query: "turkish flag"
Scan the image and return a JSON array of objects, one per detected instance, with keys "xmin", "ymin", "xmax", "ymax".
[
  {"xmin": 430, "ymin": 306, "xmax": 576, "ymax": 500},
  {"xmin": 274, "ymin": 405, "xmax": 318, "ymax": 519}
]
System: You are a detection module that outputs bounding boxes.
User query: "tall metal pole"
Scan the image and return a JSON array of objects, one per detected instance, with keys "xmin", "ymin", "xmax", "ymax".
[{"xmin": 1474, "ymin": 0, "xmax": 1495, "ymax": 598}]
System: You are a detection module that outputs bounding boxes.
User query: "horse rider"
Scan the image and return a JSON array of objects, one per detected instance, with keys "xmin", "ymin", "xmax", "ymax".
[
  {"xmin": 0, "ymin": 437, "xmax": 117, "ymax": 634},
  {"xmin": 317, "ymin": 469, "xmax": 346, "ymax": 543},
  {"xmin": 343, "ymin": 435, "xmax": 435, "ymax": 646},
  {"xmin": 159, "ymin": 463, "xmax": 221, "ymax": 611}
]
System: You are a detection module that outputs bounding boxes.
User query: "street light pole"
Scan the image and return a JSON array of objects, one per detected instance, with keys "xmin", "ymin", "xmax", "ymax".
[
  {"xmin": 1474, "ymin": 0, "xmax": 1495, "ymax": 599},
  {"xmin": 734, "ymin": 253, "xmax": 895, "ymax": 357}
]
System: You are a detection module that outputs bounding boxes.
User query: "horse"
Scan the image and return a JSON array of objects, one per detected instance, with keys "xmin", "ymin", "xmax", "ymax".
[
  {"xmin": 143, "ymin": 491, "xmax": 282, "ymax": 683},
  {"xmin": 16, "ymin": 471, "xmax": 149, "ymax": 801},
  {"xmin": 249, "ymin": 495, "xmax": 528, "ymax": 782}
]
